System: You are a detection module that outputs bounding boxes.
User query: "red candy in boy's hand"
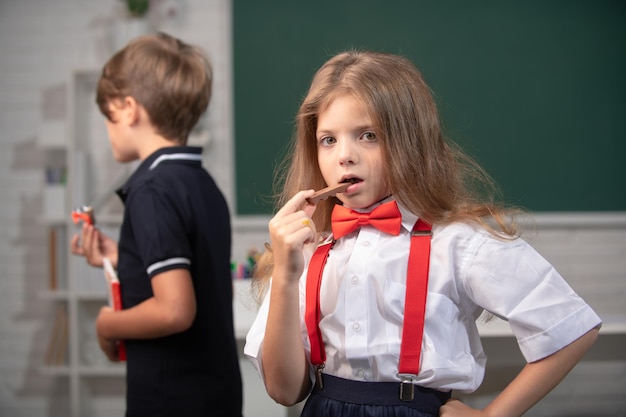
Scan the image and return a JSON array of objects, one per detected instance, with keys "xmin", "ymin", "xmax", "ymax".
[{"xmin": 71, "ymin": 205, "xmax": 95, "ymax": 225}]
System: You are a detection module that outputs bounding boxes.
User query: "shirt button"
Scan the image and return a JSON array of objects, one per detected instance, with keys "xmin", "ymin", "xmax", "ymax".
[
  {"xmin": 361, "ymin": 241, "xmax": 370, "ymax": 247},
  {"xmin": 352, "ymin": 323, "xmax": 361, "ymax": 332},
  {"xmin": 355, "ymin": 369, "xmax": 365, "ymax": 379},
  {"xmin": 351, "ymin": 276, "xmax": 359, "ymax": 285}
]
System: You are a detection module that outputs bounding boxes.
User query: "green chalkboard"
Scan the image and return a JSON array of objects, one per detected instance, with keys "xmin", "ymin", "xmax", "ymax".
[{"xmin": 234, "ymin": 1, "xmax": 626, "ymax": 215}]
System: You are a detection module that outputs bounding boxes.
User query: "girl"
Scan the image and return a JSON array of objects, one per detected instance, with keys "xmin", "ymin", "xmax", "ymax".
[{"xmin": 244, "ymin": 50, "xmax": 601, "ymax": 417}]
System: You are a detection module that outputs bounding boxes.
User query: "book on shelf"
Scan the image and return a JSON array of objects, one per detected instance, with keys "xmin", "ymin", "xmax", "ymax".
[
  {"xmin": 44, "ymin": 304, "xmax": 68, "ymax": 366},
  {"xmin": 103, "ymin": 257, "xmax": 127, "ymax": 361},
  {"xmin": 48, "ymin": 225, "xmax": 68, "ymax": 291}
]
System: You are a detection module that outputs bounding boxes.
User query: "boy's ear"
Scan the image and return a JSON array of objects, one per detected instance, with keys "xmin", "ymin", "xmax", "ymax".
[{"xmin": 122, "ymin": 96, "xmax": 141, "ymax": 126}]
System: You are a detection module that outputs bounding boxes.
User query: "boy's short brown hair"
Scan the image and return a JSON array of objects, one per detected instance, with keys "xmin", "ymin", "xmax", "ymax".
[{"xmin": 96, "ymin": 32, "xmax": 212, "ymax": 143}]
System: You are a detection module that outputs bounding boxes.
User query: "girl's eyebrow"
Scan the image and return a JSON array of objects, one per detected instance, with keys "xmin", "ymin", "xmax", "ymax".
[{"xmin": 316, "ymin": 124, "xmax": 375, "ymax": 136}]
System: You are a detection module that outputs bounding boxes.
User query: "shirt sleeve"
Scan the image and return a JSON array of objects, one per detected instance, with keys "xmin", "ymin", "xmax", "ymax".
[
  {"xmin": 243, "ymin": 282, "xmax": 271, "ymax": 379},
  {"xmin": 463, "ymin": 232, "xmax": 602, "ymax": 363},
  {"xmin": 244, "ymin": 243, "xmax": 318, "ymax": 381},
  {"xmin": 126, "ymin": 181, "xmax": 192, "ymax": 277}
]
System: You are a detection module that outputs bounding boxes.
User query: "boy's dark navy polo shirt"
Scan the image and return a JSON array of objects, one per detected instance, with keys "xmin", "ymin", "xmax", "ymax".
[{"xmin": 116, "ymin": 146, "xmax": 242, "ymax": 416}]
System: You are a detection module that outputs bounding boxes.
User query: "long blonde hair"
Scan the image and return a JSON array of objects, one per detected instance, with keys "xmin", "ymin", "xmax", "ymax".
[{"xmin": 253, "ymin": 50, "xmax": 522, "ymax": 298}]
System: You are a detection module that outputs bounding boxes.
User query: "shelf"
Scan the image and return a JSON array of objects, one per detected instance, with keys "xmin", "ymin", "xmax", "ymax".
[
  {"xmin": 94, "ymin": 213, "xmax": 124, "ymax": 225},
  {"xmin": 38, "ymin": 68, "xmax": 128, "ymax": 417},
  {"xmin": 40, "ymin": 289, "xmax": 71, "ymax": 301},
  {"xmin": 40, "ymin": 365, "xmax": 126, "ymax": 377},
  {"xmin": 40, "ymin": 365, "xmax": 71, "ymax": 376},
  {"xmin": 42, "ymin": 215, "xmax": 70, "ymax": 226},
  {"xmin": 77, "ymin": 365, "xmax": 126, "ymax": 377},
  {"xmin": 75, "ymin": 292, "xmax": 108, "ymax": 302}
]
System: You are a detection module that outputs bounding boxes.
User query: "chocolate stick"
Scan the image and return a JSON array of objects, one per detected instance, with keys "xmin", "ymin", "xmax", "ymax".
[{"xmin": 306, "ymin": 183, "xmax": 350, "ymax": 204}]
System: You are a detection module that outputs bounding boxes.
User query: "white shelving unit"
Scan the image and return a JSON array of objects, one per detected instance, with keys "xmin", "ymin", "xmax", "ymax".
[{"xmin": 38, "ymin": 69, "xmax": 127, "ymax": 417}]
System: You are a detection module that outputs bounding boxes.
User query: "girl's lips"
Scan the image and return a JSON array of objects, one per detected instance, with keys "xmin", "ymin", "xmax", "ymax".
[
  {"xmin": 344, "ymin": 181, "xmax": 361, "ymax": 194},
  {"xmin": 339, "ymin": 177, "xmax": 363, "ymax": 194}
]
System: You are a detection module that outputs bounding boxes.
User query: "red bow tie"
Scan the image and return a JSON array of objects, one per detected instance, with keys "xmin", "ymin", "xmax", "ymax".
[{"xmin": 331, "ymin": 201, "xmax": 403, "ymax": 239}]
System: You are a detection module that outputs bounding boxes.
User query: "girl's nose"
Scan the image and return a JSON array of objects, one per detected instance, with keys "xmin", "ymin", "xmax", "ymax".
[{"xmin": 338, "ymin": 140, "xmax": 357, "ymax": 165}]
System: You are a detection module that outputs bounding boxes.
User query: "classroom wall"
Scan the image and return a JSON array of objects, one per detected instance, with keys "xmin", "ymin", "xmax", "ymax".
[{"xmin": 0, "ymin": 1, "xmax": 624, "ymax": 416}]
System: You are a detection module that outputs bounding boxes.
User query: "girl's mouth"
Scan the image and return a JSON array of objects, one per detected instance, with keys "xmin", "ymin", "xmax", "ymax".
[{"xmin": 340, "ymin": 177, "xmax": 362, "ymax": 193}]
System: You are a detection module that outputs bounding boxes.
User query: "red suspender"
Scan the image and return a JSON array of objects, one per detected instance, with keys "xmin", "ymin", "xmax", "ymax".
[
  {"xmin": 398, "ymin": 219, "xmax": 432, "ymax": 372},
  {"xmin": 398, "ymin": 219, "xmax": 432, "ymax": 400},
  {"xmin": 305, "ymin": 240, "xmax": 334, "ymax": 388},
  {"xmin": 304, "ymin": 219, "xmax": 433, "ymax": 399}
]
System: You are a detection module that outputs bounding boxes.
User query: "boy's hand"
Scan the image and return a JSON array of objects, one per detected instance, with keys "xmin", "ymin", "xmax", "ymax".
[
  {"xmin": 96, "ymin": 306, "xmax": 121, "ymax": 362},
  {"xmin": 97, "ymin": 333, "xmax": 121, "ymax": 362},
  {"xmin": 70, "ymin": 224, "xmax": 118, "ymax": 268}
]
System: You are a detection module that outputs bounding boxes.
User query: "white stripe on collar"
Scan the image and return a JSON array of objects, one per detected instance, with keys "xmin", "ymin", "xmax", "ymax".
[{"xmin": 149, "ymin": 153, "xmax": 202, "ymax": 170}]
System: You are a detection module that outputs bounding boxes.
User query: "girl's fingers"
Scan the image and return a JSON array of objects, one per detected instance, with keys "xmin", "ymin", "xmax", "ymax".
[
  {"xmin": 271, "ymin": 212, "xmax": 313, "ymax": 242},
  {"xmin": 274, "ymin": 190, "xmax": 315, "ymax": 218},
  {"xmin": 296, "ymin": 213, "xmax": 317, "ymax": 243},
  {"xmin": 268, "ymin": 190, "xmax": 319, "ymax": 257},
  {"xmin": 270, "ymin": 191, "xmax": 315, "ymax": 238}
]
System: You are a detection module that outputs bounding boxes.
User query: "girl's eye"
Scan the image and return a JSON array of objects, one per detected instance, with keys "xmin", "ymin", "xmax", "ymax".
[
  {"xmin": 319, "ymin": 136, "xmax": 336, "ymax": 146},
  {"xmin": 362, "ymin": 131, "xmax": 377, "ymax": 141}
]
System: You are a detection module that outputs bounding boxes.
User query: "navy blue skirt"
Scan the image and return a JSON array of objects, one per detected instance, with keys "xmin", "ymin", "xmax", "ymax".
[{"xmin": 300, "ymin": 374, "xmax": 451, "ymax": 417}]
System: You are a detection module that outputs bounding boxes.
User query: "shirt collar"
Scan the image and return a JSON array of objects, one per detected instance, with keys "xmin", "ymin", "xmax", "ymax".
[
  {"xmin": 117, "ymin": 146, "xmax": 203, "ymax": 200},
  {"xmin": 142, "ymin": 146, "xmax": 202, "ymax": 170}
]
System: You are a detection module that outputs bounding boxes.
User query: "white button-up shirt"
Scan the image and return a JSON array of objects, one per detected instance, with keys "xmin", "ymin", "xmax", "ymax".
[{"xmin": 244, "ymin": 202, "xmax": 602, "ymax": 393}]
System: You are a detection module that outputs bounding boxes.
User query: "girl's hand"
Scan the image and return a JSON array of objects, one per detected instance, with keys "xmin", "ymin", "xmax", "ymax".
[
  {"xmin": 70, "ymin": 224, "xmax": 119, "ymax": 268},
  {"xmin": 440, "ymin": 399, "xmax": 484, "ymax": 417},
  {"xmin": 440, "ymin": 328, "xmax": 599, "ymax": 417},
  {"xmin": 96, "ymin": 306, "xmax": 121, "ymax": 362},
  {"xmin": 268, "ymin": 190, "xmax": 317, "ymax": 282},
  {"xmin": 261, "ymin": 189, "xmax": 317, "ymax": 405}
]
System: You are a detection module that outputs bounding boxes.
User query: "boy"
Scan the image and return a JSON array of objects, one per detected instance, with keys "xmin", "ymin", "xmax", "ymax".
[{"xmin": 70, "ymin": 32, "xmax": 243, "ymax": 417}]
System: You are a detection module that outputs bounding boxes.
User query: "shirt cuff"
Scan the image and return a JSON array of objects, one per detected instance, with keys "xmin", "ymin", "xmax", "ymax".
[{"xmin": 517, "ymin": 304, "xmax": 602, "ymax": 362}]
